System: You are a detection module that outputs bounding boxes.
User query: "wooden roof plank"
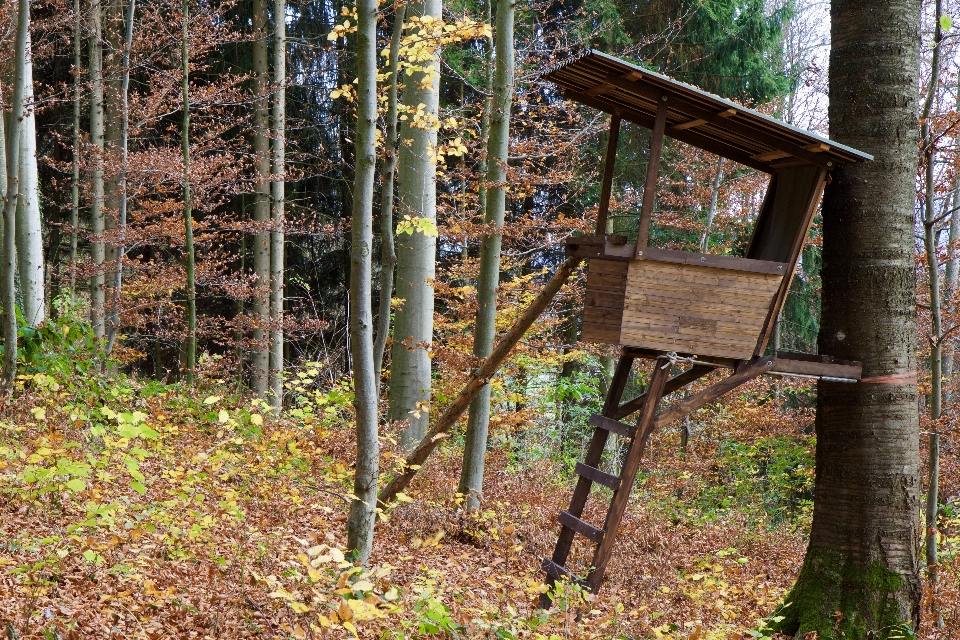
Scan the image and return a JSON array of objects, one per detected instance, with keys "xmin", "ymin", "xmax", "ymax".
[{"xmin": 543, "ymin": 51, "xmax": 872, "ymax": 168}]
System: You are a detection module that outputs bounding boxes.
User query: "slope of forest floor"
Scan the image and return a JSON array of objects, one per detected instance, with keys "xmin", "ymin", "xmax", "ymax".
[{"xmin": 0, "ymin": 322, "xmax": 957, "ymax": 639}]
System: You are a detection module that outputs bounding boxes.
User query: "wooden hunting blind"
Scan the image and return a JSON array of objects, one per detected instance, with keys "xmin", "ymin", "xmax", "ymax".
[{"xmin": 531, "ymin": 51, "xmax": 874, "ymax": 601}]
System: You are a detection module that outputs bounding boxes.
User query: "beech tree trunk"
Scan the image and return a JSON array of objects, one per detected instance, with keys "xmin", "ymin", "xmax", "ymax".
[
  {"xmin": 103, "ymin": 0, "xmax": 122, "ymax": 331},
  {"xmin": 772, "ymin": 0, "xmax": 922, "ymax": 636},
  {"xmin": 2, "ymin": 0, "xmax": 30, "ymax": 391},
  {"xmin": 89, "ymin": 0, "xmax": 106, "ymax": 338},
  {"xmin": 388, "ymin": 0, "xmax": 441, "ymax": 448},
  {"xmin": 250, "ymin": 0, "xmax": 271, "ymax": 396},
  {"xmin": 70, "ymin": 0, "xmax": 81, "ymax": 300},
  {"xmin": 105, "ymin": 0, "xmax": 136, "ymax": 356},
  {"xmin": 372, "ymin": 2, "xmax": 404, "ymax": 393},
  {"xmin": 345, "ymin": 0, "xmax": 379, "ymax": 561},
  {"xmin": 16, "ymin": 26, "xmax": 44, "ymax": 328},
  {"xmin": 181, "ymin": 0, "xmax": 196, "ymax": 383},
  {"xmin": 269, "ymin": 0, "xmax": 285, "ymax": 409},
  {"xmin": 457, "ymin": 0, "xmax": 514, "ymax": 511}
]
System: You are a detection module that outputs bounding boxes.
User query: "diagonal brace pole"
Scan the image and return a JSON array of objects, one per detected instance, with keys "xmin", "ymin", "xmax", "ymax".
[{"xmin": 378, "ymin": 256, "xmax": 583, "ymax": 507}]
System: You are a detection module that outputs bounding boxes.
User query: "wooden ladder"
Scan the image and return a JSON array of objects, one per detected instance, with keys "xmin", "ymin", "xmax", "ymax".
[{"xmin": 540, "ymin": 354, "xmax": 672, "ymax": 605}]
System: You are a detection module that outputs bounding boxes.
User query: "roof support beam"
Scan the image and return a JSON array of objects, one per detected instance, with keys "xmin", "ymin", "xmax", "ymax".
[
  {"xmin": 564, "ymin": 90, "xmax": 773, "ymax": 173},
  {"xmin": 596, "ymin": 113, "xmax": 622, "ymax": 235},
  {"xmin": 635, "ymin": 95, "xmax": 669, "ymax": 258},
  {"xmin": 602, "ymin": 74, "xmax": 835, "ymax": 170}
]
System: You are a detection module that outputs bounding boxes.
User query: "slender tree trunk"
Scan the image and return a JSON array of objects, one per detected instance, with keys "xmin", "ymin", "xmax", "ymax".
[
  {"xmin": 2, "ymin": 0, "xmax": 30, "ymax": 392},
  {"xmin": 105, "ymin": 0, "xmax": 135, "ymax": 356},
  {"xmin": 103, "ymin": 0, "xmax": 122, "ymax": 330},
  {"xmin": 181, "ymin": 0, "xmax": 195, "ymax": 383},
  {"xmin": 922, "ymin": 0, "xmax": 943, "ymax": 422},
  {"xmin": 269, "ymin": 0, "xmax": 285, "ymax": 410},
  {"xmin": 249, "ymin": 0, "xmax": 270, "ymax": 395},
  {"xmin": 698, "ymin": 158, "xmax": 723, "ymax": 253},
  {"xmin": 772, "ymin": 0, "xmax": 922, "ymax": 636},
  {"xmin": 388, "ymin": 0, "xmax": 441, "ymax": 447},
  {"xmin": 944, "ymin": 195, "xmax": 960, "ymax": 401},
  {"xmin": 89, "ymin": 0, "xmax": 106, "ymax": 338},
  {"xmin": 70, "ymin": 0, "xmax": 81, "ymax": 301},
  {"xmin": 372, "ymin": 2, "xmax": 404, "ymax": 395},
  {"xmin": 457, "ymin": 0, "xmax": 514, "ymax": 511},
  {"xmin": 345, "ymin": 0, "xmax": 379, "ymax": 562},
  {"xmin": 16, "ymin": 26, "xmax": 44, "ymax": 328}
]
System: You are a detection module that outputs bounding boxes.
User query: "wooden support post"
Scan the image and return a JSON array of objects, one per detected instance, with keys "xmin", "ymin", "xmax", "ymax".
[
  {"xmin": 635, "ymin": 95, "xmax": 669, "ymax": 258},
  {"xmin": 378, "ymin": 256, "xmax": 583, "ymax": 507},
  {"xmin": 539, "ymin": 354, "xmax": 633, "ymax": 608},
  {"xmin": 586, "ymin": 357, "xmax": 671, "ymax": 590},
  {"xmin": 654, "ymin": 356, "xmax": 774, "ymax": 428},
  {"xmin": 595, "ymin": 113, "xmax": 622, "ymax": 236},
  {"xmin": 614, "ymin": 364, "xmax": 714, "ymax": 420}
]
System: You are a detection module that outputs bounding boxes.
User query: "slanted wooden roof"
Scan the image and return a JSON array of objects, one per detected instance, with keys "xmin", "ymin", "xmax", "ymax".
[{"xmin": 542, "ymin": 50, "xmax": 872, "ymax": 173}]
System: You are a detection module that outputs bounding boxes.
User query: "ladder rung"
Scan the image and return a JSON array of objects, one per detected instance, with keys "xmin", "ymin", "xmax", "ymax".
[
  {"xmin": 575, "ymin": 462, "xmax": 620, "ymax": 490},
  {"xmin": 558, "ymin": 510, "xmax": 603, "ymax": 542},
  {"xmin": 590, "ymin": 414, "xmax": 633, "ymax": 437},
  {"xmin": 541, "ymin": 558, "xmax": 583, "ymax": 584}
]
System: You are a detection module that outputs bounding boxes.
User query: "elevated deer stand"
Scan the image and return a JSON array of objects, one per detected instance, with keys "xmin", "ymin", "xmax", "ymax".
[{"xmin": 536, "ymin": 51, "xmax": 872, "ymax": 604}]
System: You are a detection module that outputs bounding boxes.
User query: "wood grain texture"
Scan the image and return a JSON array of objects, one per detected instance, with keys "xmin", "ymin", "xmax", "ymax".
[
  {"xmin": 618, "ymin": 260, "xmax": 782, "ymax": 359},
  {"xmin": 581, "ymin": 258, "xmax": 627, "ymax": 344}
]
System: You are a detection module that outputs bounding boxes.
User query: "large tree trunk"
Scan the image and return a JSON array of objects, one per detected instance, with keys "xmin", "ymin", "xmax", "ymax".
[
  {"xmin": 772, "ymin": 0, "xmax": 922, "ymax": 636},
  {"xmin": 250, "ymin": 0, "xmax": 271, "ymax": 396},
  {"xmin": 2, "ymin": 0, "xmax": 30, "ymax": 391},
  {"xmin": 345, "ymin": 0, "xmax": 379, "ymax": 562},
  {"xmin": 388, "ymin": 0, "xmax": 441, "ymax": 448},
  {"xmin": 16, "ymin": 25, "xmax": 44, "ymax": 328},
  {"xmin": 457, "ymin": 0, "xmax": 514, "ymax": 511},
  {"xmin": 89, "ymin": 0, "xmax": 106, "ymax": 339},
  {"xmin": 269, "ymin": 0, "xmax": 285, "ymax": 410},
  {"xmin": 372, "ymin": 2, "xmax": 404, "ymax": 394}
]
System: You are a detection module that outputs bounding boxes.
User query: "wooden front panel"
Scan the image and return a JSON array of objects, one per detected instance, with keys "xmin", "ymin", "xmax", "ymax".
[
  {"xmin": 619, "ymin": 260, "xmax": 783, "ymax": 359},
  {"xmin": 580, "ymin": 259, "xmax": 628, "ymax": 345}
]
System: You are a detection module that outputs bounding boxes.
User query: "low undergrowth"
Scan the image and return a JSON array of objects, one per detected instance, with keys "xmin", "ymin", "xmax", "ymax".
[{"xmin": 0, "ymin": 320, "xmax": 955, "ymax": 639}]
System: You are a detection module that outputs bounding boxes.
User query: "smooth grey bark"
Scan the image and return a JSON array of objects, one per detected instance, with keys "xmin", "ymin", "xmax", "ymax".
[
  {"xmin": 698, "ymin": 158, "xmax": 723, "ymax": 253},
  {"xmin": 772, "ymin": 0, "xmax": 922, "ymax": 636},
  {"xmin": 372, "ymin": 2, "xmax": 404, "ymax": 394},
  {"xmin": 457, "ymin": 0, "xmax": 514, "ymax": 511},
  {"xmin": 102, "ymin": 0, "xmax": 122, "ymax": 325},
  {"xmin": 16, "ymin": 26, "xmax": 44, "ymax": 328},
  {"xmin": 250, "ymin": 0, "xmax": 270, "ymax": 396},
  {"xmin": 389, "ymin": 0, "xmax": 441, "ymax": 447},
  {"xmin": 181, "ymin": 0, "xmax": 195, "ymax": 383},
  {"xmin": 921, "ymin": 0, "xmax": 944, "ymax": 422},
  {"xmin": 89, "ymin": 0, "xmax": 106, "ymax": 338},
  {"xmin": 2, "ymin": 0, "xmax": 30, "ymax": 391},
  {"xmin": 70, "ymin": 0, "xmax": 81, "ymax": 300},
  {"xmin": 269, "ymin": 0, "xmax": 285, "ymax": 410},
  {"xmin": 105, "ymin": 0, "xmax": 136, "ymax": 356},
  {"xmin": 345, "ymin": 0, "xmax": 379, "ymax": 562}
]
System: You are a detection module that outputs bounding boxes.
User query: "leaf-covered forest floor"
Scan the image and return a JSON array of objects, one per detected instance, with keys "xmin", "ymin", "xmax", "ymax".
[{"xmin": 0, "ymin": 340, "xmax": 957, "ymax": 638}]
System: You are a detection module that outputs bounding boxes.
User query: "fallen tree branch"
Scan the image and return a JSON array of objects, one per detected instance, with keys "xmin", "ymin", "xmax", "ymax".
[{"xmin": 378, "ymin": 256, "xmax": 583, "ymax": 507}]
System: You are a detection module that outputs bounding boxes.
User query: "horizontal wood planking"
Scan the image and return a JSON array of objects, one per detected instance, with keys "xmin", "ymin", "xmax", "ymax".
[
  {"xmin": 642, "ymin": 247, "xmax": 787, "ymax": 275},
  {"xmin": 582, "ymin": 259, "xmax": 628, "ymax": 345},
  {"xmin": 619, "ymin": 260, "xmax": 782, "ymax": 360}
]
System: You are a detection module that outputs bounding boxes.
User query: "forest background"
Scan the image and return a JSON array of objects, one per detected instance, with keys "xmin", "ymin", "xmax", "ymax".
[{"xmin": 0, "ymin": 0, "xmax": 956, "ymax": 637}]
